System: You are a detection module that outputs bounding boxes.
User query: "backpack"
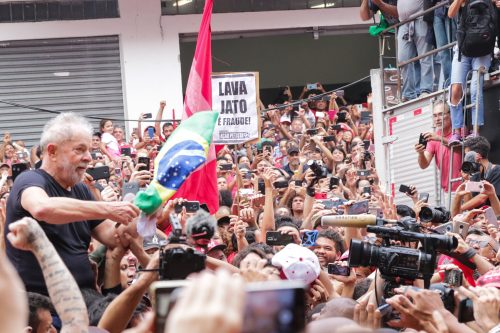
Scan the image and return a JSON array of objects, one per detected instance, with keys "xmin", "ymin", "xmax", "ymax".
[{"xmin": 457, "ymin": 0, "xmax": 498, "ymax": 60}]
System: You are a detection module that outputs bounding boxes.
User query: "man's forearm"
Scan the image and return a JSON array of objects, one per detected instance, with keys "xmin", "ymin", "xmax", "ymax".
[
  {"xmin": 99, "ymin": 271, "xmax": 157, "ymax": 333},
  {"xmin": 31, "ymin": 229, "xmax": 89, "ymax": 332},
  {"xmin": 378, "ymin": 1, "xmax": 398, "ymax": 18},
  {"xmin": 28, "ymin": 196, "xmax": 111, "ymax": 224}
]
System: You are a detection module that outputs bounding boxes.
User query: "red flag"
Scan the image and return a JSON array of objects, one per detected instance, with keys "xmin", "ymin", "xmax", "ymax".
[{"xmin": 172, "ymin": 0, "xmax": 219, "ymax": 214}]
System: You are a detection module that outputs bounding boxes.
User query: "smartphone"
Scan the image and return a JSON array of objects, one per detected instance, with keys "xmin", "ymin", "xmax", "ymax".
[
  {"xmin": 362, "ymin": 186, "xmax": 371, "ymax": 195},
  {"xmin": 399, "ymin": 184, "xmax": 412, "ymax": 195},
  {"xmin": 143, "ymin": 113, "xmax": 153, "ymax": 119},
  {"xmin": 329, "ymin": 176, "xmax": 340, "ymax": 189},
  {"xmin": 377, "ymin": 303, "xmax": 394, "ymax": 322},
  {"xmin": 347, "ymin": 199, "xmax": 369, "ymax": 215},
  {"xmin": 465, "ymin": 181, "xmax": 484, "ymax": 193},
  {"xmin": 266, "ymin": 231, "xmax": 294, "ymax": 246},
  {"xmin": 114, "ymin": 167, "xmax": 121, "ymax": 176},
  {"xmin": 335, "ymin": 90, "xmax": 345, "ymax": 98},
  {"xmin": 90, "ymin": 152, "xmax": 97, "ymax": 160},
  {"xmin": 294, "ymin": 180, "xmax": 302, "ymax": 187},
  {"xmin": 320, "ymin": 199, "xmax": 345, "ymax": 209},
  {"xmin": 306, "ymin": 128, "xmax": 318, "ymax": 136},
  {"xmin": 120, "ymin": 147, "xmax": 132, "ymax": 156},
  {"xmin": 327, "ymin": 263, "xmax": 350, "ymax": 276},
  {"xmin": 122, "ymin": 181, "xmax": 140, "ymax": 197},
  {"xmin": 302, "ymin": 230, "xmax": 319, "ymax": 247},
  {"xmin": 453, "ymin": 221, "xmax": 469, "ymax": 238},
  {"xmin": 16, "ymin": 152, "xmax": 24, "ymax": 159},
  {"xmin": 307, "ymin": 83, "xmax": 318, "ymax": 90},
  {"xmin": 138, "ymin": 157, "xmax": 150, "ymax": 171},
  {"xmin": 151, "ymin": 280, "xmax": 191, "ymax": 333},
  {"xmin": 337, "ymin": 112, "xmax": 347, "ymax": 123},
  {"xmin": 174, "ymin": 201, "xmax": 200, "ymax": 213},
  {"xmin": 357, "ymin": 170, "xmax": 371, "ymax": 177},
  {"xmin": 273, "ymin": 180, "xmax": 289, "ymax": 189},
  {"xmin": 444, "ymin": 269, "xmax": 463, "ymax": 288},
  {"xmin": 219, "ymin": 163, "xmax": 232, "ymax": 171},
  {"xmin": 360, "ymin": 111, "xmax": 371, "ymax": 120},
  {"xmin": 86, "ymin": 166, "xmax": 110, "ymax": 181},
  {"xmin": 458, "ymin": 298, "xmax": 475, "ymax": 323},
  {"xmin": 484, "ymin": 207, "xmax": 498, "ymax": 228},
  {"xmin": 331, "ymin": 124, "xmax": 342, "ymax": 131},
  {"xmin": 419, "ymin": 133, "xmax": 428, "ymax": 148},
  {"xmin": 363, "ymin": 151, "xmax": 372, "ymax": 161},
  {"xmin": 418, "ymin": 192, "xmax": 430, "ymax": 203},
  {"xmin": 244, "ymin": 172, "xmax": 253, "ymax": 180},
  {"xmin": 433, "ymin": 222, "xmax": 454, "ymax": 234},
  {"xmin": 147, "ymin": 127, "xmax": 155, "ymax": 139},
  {"xmin": 363, "ymin": 140, "xmax": 371, "ymax": 150},
  {"xmin": 11, "ymin": 163, "xmax": 29, "ymax": 181},
  {"xmin": 323, "ymin": 135, "xmax": 336, "ymax": 142},
  {"xmin": 152, "ymin": 280, "xmax": 306, "ymax": 333},
  {"xmin": 258, "ymin": 180, "xmax": 266, "ymax": 195}
]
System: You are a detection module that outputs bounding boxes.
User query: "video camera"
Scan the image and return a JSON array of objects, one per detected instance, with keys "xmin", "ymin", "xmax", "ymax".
[
  {"xmin": 158, "ymin": 213, "xmax": 206, "ymax": 280},
  {"xmin": 348, "ymin": 218, "xmax": 458, "ymax": 296}
]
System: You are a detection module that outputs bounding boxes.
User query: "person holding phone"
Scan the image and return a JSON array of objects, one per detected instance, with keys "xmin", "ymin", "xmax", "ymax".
[{"xmin": 415, "ymin": 100, "xmax": 462, "ymax": 194}]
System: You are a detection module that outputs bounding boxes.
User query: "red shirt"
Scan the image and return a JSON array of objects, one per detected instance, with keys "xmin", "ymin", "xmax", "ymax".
[{"xmin": 426, "ymin": 132, "xmax": 462, "ymax": 192}]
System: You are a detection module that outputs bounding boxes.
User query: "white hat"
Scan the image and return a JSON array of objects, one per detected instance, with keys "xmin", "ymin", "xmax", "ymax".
[{"xmin": 272, "ymin": 243, "xmax": 321, "ymax": 285}]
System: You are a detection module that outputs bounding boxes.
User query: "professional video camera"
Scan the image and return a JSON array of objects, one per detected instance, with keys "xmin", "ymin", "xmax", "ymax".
[
  {"xmin": 419, "ymin": 206, "xmax": 450, "ymax": 224},
  {"xmin": 158, "ymin": 213, "xmax": 206, "ymax": 280},
  {"xmin": 307, "ymin": 160, "xmax": 328, "ymax": 180},
  {"xmin": 348, "ymin": 219, "xmax": 458, "ymax": 296}
]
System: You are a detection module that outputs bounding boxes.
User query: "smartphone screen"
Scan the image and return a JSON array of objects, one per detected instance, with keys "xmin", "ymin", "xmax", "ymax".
[
  {"xmin": 484, "ymin": 207, "xmax": 498, "ymax": 227},
  {"xmin": 327, "ymin": 263, "xmax": 350, "ymax": 276},
  {"xmin": 138, "ymin": 157, "xmax": 150, "ymax": 171},
  {"xmin": 418, "ymin": 192, "xmax": 429, "ymax": 203},
  {"xmin": 302, "ymin": 230, "xmax": 319, "ymax": 247},
  {"xmin": 152, "ymin": 281, "xmax": 306, "ymax": 333},
  {"xmin": 347, "ymin": 200, "xmax": 369, "ymax": 215}
]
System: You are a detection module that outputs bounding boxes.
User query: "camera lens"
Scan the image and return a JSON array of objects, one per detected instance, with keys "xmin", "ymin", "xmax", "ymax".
[
  {"xmin": 419, "ymin": 206, "xmax": 450, "ymax": 224},
  {"xmin": 348, "ymin": 239, "xmax": 378, "ymax": 267}
]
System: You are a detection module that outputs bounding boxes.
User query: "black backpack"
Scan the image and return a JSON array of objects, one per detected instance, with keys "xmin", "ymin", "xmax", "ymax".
[{"xmin": 457, "ymin": 0, "xmax": 498, "ymax": 60}]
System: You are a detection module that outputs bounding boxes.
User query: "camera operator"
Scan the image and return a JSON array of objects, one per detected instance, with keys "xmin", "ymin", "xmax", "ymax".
[
  {"xmin": 414, "ymin": 100, "xmax": 462, "ymax": 193},
  {"xmin": 453, "ymin": 136, "xmax": 500, "ymax": 214}
]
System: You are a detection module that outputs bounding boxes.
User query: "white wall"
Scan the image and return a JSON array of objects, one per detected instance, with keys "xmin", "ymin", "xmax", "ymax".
[{"xmin": 0, "ymin": 0, "xmax": 367, "ymax": 129}]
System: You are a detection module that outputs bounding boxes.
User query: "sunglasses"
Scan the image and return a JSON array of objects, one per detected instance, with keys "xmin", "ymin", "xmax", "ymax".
[{"xmin": 467, "ymin": 239, "xmax": 499, "ymax": 251}]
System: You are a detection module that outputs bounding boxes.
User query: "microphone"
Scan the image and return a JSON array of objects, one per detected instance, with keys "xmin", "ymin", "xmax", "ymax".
[{"xmin": 321, "ymin": 214, "xmax": 395, "ymax": 228}]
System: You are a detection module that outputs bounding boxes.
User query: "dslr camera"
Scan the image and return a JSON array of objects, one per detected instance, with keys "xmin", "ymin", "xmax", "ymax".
[
  {"xmin": 158, "ymin": 214, "xmax": 206, "ymax": 280},
  {"xmin": 307, "ymin": 160, "xmax": 328, "ymax": 179},
  {"xmin": 419, "ymin": 206, "xmax": 450, "ymax": 224}
]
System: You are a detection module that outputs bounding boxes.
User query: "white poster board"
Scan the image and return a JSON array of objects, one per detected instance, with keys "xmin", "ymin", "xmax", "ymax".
[{"xmin": 211, "ymin": 72, "xmax": 259, "ymax": 144}]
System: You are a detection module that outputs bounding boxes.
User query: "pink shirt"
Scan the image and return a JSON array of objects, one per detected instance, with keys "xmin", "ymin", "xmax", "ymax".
[{"xmin": 426, "ymin": 132, "xmax": 462, "ymax": 192}]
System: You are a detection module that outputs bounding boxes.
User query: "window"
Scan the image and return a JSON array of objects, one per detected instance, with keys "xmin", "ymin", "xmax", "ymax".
[{"xmin": 0, "ymin": 0, "xmax": 119, "ymax": 23}]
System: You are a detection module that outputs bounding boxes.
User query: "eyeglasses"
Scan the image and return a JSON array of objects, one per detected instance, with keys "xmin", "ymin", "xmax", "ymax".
[{"xmin": 467, "ymin": 239, "xmax": 499, "ymax": 251}]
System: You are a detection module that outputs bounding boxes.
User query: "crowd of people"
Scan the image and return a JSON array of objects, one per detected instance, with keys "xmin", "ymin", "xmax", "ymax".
[
  {"xmin": 361, "ymin": 0, "xmax": 500, "ymax": 144},
  {"xmin": 0, "ymin": 79, "xmax": 499, "ymax": 333}
]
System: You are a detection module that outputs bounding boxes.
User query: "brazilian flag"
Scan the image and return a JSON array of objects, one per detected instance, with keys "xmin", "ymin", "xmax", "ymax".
[{"xmin": 134, "ymin": 111, "xmax": 219, "ymax": 214}]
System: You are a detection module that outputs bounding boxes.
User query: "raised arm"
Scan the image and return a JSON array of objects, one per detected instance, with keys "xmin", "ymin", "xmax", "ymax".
[
  {"xmin": 7, "ymin": 217, "xmax": 89, "ymax": 333},
  {"xmin": 155, "ymin": 100, "xmax": 166, "ymax": 138},
  {"xmin": 99, "ymin": 254, "xmax": 159, "ymax": 333},
  {"xmin": 259, "ymin": 169, "xmax": 277, "ymax": 242}
]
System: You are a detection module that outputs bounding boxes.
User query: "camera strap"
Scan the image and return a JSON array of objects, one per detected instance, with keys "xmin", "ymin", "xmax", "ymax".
[{"xmin": 446, "ymin": 249, "xmax": 477, "ymax": 270}]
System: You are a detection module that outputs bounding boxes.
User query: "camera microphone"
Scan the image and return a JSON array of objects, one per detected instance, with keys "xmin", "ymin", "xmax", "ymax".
[{"xmin": 321, "ymin": 214, "xmax": 396, "ymax": 228}]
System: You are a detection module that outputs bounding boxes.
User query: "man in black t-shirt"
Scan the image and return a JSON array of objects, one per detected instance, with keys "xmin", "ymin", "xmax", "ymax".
[{"xmin": 5, "ymin": 112, "xmax": 140, "ymax": 295}]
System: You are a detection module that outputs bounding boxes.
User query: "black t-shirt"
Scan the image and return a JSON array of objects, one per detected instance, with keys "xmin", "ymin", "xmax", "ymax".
[
  {"xmin": 5, "ymin": 169, "xmax": 103, "ymax": 295},
  {"xmin": 471, "ymin": 164, "xmax": 500, "ymax": 204}
]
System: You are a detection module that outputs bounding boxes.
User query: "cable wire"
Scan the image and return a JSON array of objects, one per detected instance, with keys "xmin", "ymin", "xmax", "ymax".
[{"xmin": 0, "ymin": 74, "xmax": 371, "ymax": 122}]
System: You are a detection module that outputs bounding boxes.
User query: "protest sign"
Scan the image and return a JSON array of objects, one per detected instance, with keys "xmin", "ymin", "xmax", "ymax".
[{"xmin": 211, "ymin": 72, "xmax": 260, "ymax": 144}]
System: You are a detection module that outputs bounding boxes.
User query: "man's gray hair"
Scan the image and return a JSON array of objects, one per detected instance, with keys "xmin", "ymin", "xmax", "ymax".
[{"xmin": 40, "ymin": 112, "xmax": 93, "ymax": 150}]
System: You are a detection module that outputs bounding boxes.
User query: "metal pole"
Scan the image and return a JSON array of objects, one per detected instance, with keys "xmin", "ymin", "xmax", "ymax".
[
  {"xmin": 473, "ymin": 68, "xmax": 484, "ymax": 136},
  {"xmin": 379, "ymin": 35, "xmax": 386, "ymax": 108}
]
